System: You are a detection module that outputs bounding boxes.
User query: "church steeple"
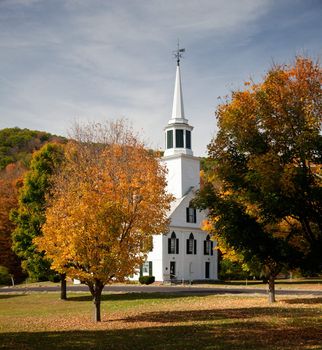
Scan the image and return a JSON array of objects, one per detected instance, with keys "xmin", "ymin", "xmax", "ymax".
[
  {"xmin": 164, "ymin": 45, "xmax": 193, "ymax": 157},
  {"xmin": 162, "ymin": 45, "xmax": 200, "ymax": 199},
  {"xmin": 171, "ymin": 63, "xmax": 185, "ymax": 121}
]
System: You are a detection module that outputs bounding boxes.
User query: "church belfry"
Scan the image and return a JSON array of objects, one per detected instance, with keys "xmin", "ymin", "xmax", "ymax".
[{"xmin": 164, "ymin": 45, "xmax": 193, "ymax": 157}]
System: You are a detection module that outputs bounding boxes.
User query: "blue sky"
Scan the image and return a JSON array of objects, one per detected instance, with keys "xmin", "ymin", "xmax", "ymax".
[{"xmin": 0, "ymin": 0, "xmax": 321, "ymax": 156}]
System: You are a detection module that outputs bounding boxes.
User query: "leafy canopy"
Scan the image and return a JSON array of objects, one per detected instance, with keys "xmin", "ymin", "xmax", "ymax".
[
  {"xmin": 35, "ymin": 121, "xmax": 173, "ymax": 286},
  {"xmin": 196, "ymin": 56, "xmax": 322, "ymax": 278}
]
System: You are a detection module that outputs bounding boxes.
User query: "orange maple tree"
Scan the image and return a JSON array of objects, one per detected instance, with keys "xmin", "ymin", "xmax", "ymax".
[
  {"xmin": 0, "ymin": 163, "xmax": 26, "ymax": 282},
  {"xmin": 196, "ymin": 56, "xmax": 321, "ymax": 303},
  {"xmin": 35, "ymin": 121, "xmax": 173, "ymax": 322}
]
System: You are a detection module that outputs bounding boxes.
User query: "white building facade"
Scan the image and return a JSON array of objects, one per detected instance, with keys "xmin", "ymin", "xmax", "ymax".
[{"xmin": 135, "ymin": 53, "xmax": 218, "ymax": 282}]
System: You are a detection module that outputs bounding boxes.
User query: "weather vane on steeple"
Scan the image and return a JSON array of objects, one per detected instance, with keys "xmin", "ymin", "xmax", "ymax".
[{"xmin": 173, "ymin": 40, "xmax": 185, "ymax": 66}]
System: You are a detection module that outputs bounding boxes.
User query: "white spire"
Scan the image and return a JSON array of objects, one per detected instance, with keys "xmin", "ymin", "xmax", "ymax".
[{"xmin": 171, "ymin": 63, "xmax": 185, "ymax": 119}]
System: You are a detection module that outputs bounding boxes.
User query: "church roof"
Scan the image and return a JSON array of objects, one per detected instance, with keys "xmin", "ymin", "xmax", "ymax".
[
  {"xmin": 168, "ymin": 196, "xmax": 185, "ymax": 217},
  {"xmin": 167, "ymin": 186, "xmax": 195, "ymax": 218}
]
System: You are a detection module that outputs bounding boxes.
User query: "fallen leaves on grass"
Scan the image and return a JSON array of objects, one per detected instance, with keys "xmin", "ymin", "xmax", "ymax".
[{"xmin": 0, "ymin": 294, "xmax": 321, "ymax": 349}]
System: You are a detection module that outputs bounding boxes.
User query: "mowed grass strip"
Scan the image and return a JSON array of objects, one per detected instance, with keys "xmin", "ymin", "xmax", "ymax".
[{"xmin": 0, "ymin": 292, "xmax": 321, "ymax": 349}]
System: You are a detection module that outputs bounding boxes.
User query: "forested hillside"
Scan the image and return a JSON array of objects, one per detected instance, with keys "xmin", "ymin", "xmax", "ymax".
[{"xmin": 0, "ymin": 127, "xmax": 65, "ymax": 170}]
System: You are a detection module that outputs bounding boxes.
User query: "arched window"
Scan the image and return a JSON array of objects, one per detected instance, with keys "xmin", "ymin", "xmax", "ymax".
[
  {"xmin": 204, "ymin": 234, "xmax": 213, "ymax": 255},
  {"xmin": 186, "ymin": 233, "xmax": 197, "ymax": 254},
  {"xmin": 168, "ymin": 231, "xmax": 179, "ymax": 254}
]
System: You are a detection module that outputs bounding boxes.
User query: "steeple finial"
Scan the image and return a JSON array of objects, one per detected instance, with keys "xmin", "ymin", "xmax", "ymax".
[
  {"xmin": 171, "ymin": 42, "xmax": 185, "ymax": 120},
  {"xmin": 173, "ymin": 40, "xmax": 185, "ymax": 66}
]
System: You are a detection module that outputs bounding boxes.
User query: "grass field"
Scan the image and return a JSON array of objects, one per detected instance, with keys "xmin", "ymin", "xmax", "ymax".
[{"xmin": 0, "ymin": 292, "xmax": 321, "ymax": 349}]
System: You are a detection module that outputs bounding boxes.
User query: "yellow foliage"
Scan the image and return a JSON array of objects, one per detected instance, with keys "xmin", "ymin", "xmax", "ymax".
[{"xmin": 35, "ymin": 123, "xmax": 173, "ymax": 286}]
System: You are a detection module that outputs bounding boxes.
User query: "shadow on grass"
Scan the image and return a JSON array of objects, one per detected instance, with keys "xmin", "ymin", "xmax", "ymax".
[
  {"xmin": 0, "ymin": 322, "xmax": 320, "ymax": 350},
  {"xmin": 68, "ymin": 292, "xmax": 201, "ymax": 302},
  {"xmin": 119, "ymin": 306, "xmax": 318, "ymax": 323},
  {"xmin": 283, "ymin": 297, "xmax": 322, "ymax": 305},
  {"xmin": 0, "ymin": 294, "xmax": 24, "ymax": 300}
]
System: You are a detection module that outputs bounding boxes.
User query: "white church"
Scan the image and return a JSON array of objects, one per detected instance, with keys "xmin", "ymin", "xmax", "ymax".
[{"xmin": 135, "ymin": 49, "xmax": 218, "ymax": 283}]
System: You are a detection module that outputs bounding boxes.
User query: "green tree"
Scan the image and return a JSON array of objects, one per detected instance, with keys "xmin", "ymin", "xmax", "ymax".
[
  {"xmin": 11, "ymin": 143, "xmax": 65, "ymax": 285},
  {"xmin": 195, "ymin": 57, "xmax": 321, "ymax": 302}
]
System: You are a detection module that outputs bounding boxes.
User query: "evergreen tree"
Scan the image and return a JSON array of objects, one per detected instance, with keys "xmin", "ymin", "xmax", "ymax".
[{"xmin": 11, "ymin": 143, "xmax": 65, "ymax": 282}]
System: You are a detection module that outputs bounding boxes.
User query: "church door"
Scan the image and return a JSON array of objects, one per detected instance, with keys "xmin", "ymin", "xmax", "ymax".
[
  {"xmin": 205, "ymin": 262, "xmax": 210, "ymax": 279},
  {"xmin": 170, "ymin": 261, "xmax": 176, "ymax": 279}
]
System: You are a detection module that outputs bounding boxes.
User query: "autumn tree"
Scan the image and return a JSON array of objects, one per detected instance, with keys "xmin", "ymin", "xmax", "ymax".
[
  {"xmin": 35, "ymin": 120, "xmax": 172, "ymax": 322},
  {"xmin": 11, "ymin": 143, "xmax": 65, "ymax": 286},
  {"xmin": 0, "ymin": 162, "xmax": 26, "ymax": 283},
  {"xmin": 195, "ymin": 57, "xmax": 321, "ymax": 302}
]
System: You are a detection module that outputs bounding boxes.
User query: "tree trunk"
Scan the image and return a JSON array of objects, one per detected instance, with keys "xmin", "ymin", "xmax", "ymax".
[
  {"xmin": 94, "ymin": 290, "xmax": 102, "ymax": 322},
  {"xmin": 60, "ymin": 273, "xmax": 67, "ymax": 300},
  {"xmin": 268, "ymin": 275, "xmax": 276, "ymax": 303},
  {"xmin": 89, "ymin": 280, "xmax": 104, "ymax": 322}
]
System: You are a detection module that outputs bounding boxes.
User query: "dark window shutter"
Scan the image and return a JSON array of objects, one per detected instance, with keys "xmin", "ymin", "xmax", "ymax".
[
  {"xmin": 204, "ymin": 241, "xmax": 207, "ymax": 255},
  {"xmin": 186, "ymin": 130, "xmax": 191, "ymax": 149},
  {"xmin": 176, "ymin": 238, "xmax": 179, "ymax": 254},
  {"xmin": 186, "ymin": 208, "xmax": 189, "ymax": 222},
  {"xmin": 194, "ymin": 240, "xmax": 197, "ymax": 254},
  {"xmin": 140, "ymin": 264, "xmax": 143, "ymax": 277},
  {"xmin": 186, "ymin": 239, "xmax": 190, "ymax": 254},
  {"xmin": 149, "ymin": 261, "xmax": 152, "ymax": 276},
  {"xmin": 193, "ymin": 209, "xmax": 197, "ymax": 223},
  {"xmin": 167, "ymin": 130, "xmax": 173, "ymax": 149},
  {"xmin": 168, "ymin": 238, "xmax": 171, "ymax": 254},
  {"xmin": 211, "ymin": 241, "xmax": 214, "ymax": 255}
]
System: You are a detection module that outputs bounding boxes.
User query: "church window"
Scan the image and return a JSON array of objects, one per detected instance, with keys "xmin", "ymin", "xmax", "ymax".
[
  {"xmin": 186, "ymin": 207, "xmax": 196, "ymax": 223},
  {"xmin": 167, "ymin": 130, "xmax": 173, "ymax": 149},
  {"xmin": 186, "ymin": 130, "xmax": 191, "ymax": 149},
  {"xmin": 140, "ymin": 261, "xmax": 153, "ymax": 277},
  {"xmin": 168, "ymin": 231, "xmax": 179, "ymax": 254},
  {"xmin": 186, "ymin": 232, "xmax": 197, "ymax": 254},
  {"xmin": 175, "ymin": 129, "xmax": 184, "ymax": 148},
  {"xmin": 204, "ymin": 234, "xmax": 213, "ymax": 255}
]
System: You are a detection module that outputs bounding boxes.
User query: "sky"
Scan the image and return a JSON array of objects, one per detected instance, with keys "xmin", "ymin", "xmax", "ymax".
[{"xmin": 0, "ymin": 0, "xmax": 321, "ymax": 156}]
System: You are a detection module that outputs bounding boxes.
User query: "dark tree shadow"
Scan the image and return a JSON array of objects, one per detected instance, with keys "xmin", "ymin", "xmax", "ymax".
[
  {"xmin": 119, "ymin": 306, "xmax": 318, "ymax": 323},
  {"xmin": 0, "ymin": 294, "xmax": 24, "ymax": 300},
  {"xmin": 0, "ymin": 322, "xmax": 320, "ymax": 350},
  {"xmin": 283, "ymin": 297, "xmax": 322, "ymax": 305}
]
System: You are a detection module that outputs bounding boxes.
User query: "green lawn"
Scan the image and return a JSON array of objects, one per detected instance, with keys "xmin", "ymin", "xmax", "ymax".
[{"xmin": 0, "ymin": 292, "xmax": 321, "ymax": 349}]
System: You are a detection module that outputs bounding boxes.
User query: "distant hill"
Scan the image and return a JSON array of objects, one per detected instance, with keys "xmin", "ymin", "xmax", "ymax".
[{"xmin": 0, "ymin": 127, "xmax": 66, "ymax": 170}]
